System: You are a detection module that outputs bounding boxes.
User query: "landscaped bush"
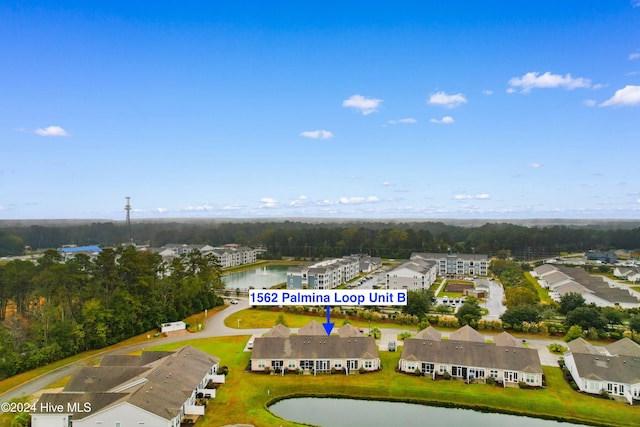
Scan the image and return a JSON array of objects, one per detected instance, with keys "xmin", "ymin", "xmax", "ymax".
[
  {"xmin": 414, "ymin": 368, "xmax": 422, "ymax": 376},
  {"xmin": 399, "ymin": 331, "xmax": 412, "ymax": 340},
  {"xmin": 547, "ymin": 343, "xmax": 568, "ymax": 354},
  {"xmin": 442, "ymin": 372, "xmax": 451, "ymax": 380},
  {"xmin": 264, "ymin": 367, "xmax": 271, "ymax": 374},
  {"xmin": 219, "ymin": 366, "xmax": 229, "ymax": 376},
  {"xmin": 358, "ymin": 367, "xmax": 365, "ymax": 374},
  {"xmin": 486, "ymin": 376, "xmax": 496, "ymax": 386}
]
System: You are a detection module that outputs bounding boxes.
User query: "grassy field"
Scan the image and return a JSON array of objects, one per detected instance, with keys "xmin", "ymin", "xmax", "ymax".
[
  {"xmin": 525, "ymin": 272, "xmax": 554, "ymax": 304},
  {"xmin": 150, "ymin": 337, "xmax": 640, "ymax": 427},
  {"xmin": 224, "ymin": 308, "xmax": 416, "ymax": 331}
]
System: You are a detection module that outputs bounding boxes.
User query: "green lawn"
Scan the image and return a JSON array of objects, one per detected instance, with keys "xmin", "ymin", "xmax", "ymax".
[
  {"xmin": 151, "ymin": 337, "xmax": 640, "ymax": 427},
  {"xmin": 225, "ymin": 308, "xmax": 418, "ymax": 331},
  {"xmin": 525, "ymin": 272, "xmax": 554, "ymax": 304}
]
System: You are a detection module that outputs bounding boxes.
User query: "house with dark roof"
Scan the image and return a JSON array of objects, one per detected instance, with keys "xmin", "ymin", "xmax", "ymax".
[
  {"xmin": 398, "ymin": 326, "xmax": 543, "ymax": 387},
  {"xmin": 32, "ymin": 346, "xmax": 223, "ymax": 427},
  {"xmin": 563, "ymin": 337, "xmax": 640, "ymax": 404},
  {"xmin": 250, "ymin": 321, "xmax": 380, "ymax": 374}
]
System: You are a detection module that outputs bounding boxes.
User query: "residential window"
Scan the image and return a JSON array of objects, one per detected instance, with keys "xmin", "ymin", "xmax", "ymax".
[
  {"xmin": 334, "ymin": 360, "xmax": 342, "ymax": 369},
  {"xmin": 422, "ymin": 363, "xmax": 434, "ymax": 374},
  {"xmin": 525, "ymin": 374, "xmax": 536, "ymax": 384},
  {"xmin": 257, "ymin": 360, "xmax": 265, "ymax": 369},
  {"xmin": 439, "ymin": 365, "xmax": 448, "ymax": 373},
  {"xmin": 490, "ymin": 370, "xmax": 498, "ymax": 379},
  {"xmin": 406, "ymin": 362, "xmax": 417, "ymax": 371},
  {"xmin": 364, "ymin": 360, "xmax": 373, "ymax": 369},
  {"xmin": 288, "ymin": 360, "xmax": 296, "ymax": 369}
]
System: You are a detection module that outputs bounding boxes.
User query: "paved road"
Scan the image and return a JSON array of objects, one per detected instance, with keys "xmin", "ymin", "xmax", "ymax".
[
  {"xmin": 1, "ymin": 295, "xmax": 563, "ymax": 401},
  {"xmin": 481, "ymin": 278, "xmax": 506, "ymax": 320}
]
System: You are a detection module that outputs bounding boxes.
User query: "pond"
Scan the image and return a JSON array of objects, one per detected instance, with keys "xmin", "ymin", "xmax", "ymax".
[
  {"xmin": 222, "ymin": 264, "xmax": 290, "ymax": 290},
  {"xmin": 269, "ymin": 397, "xmax": 584, "ymax": 427}
]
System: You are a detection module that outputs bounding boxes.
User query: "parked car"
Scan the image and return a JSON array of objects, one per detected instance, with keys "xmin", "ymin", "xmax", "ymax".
[
  {"xmin": 230, "ymin": 299, "xmax": 238, "ymax": 304},
  {"xmin": 388, "ymin": 341, "xmax": 396, "ymax": 352},
  {"xmin": 247, "ymin": 338, "xmax": 254, "ymax": 349}
]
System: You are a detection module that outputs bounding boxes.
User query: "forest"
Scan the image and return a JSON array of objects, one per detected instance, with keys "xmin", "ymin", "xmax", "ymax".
[
  {"xmin": 0, "ymin": 245, "xmax": 223, "ymax": 380},
  {"xmin": 1, "ymin": 220, "xmax": 639, "ymax": 259}
]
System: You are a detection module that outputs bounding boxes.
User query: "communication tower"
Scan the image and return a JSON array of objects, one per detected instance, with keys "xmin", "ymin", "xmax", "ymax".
[{"xmin": 125, "ymin": 196, "xmax": 132, "ymax": 241}]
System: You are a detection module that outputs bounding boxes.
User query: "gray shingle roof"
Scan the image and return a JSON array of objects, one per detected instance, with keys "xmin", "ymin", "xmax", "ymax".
[
  {"xmin": 400, "ymin": 339, "xmax": 542, "ymax": 373},
  {"xmin": 337, "ymin": 323, "xmax": 365, "ymax": 338},
  {"xmin": 606, "ymin": 338, "xmax": 640, "ymax": 358},
  {"xmin": 571, "ymin": 353, "xmax": 640, "ymax": 385},
  {"xmin": 449, "ymin": 325, "xmax": 485, "ymax": 343},
  {"xmin": 415, "ymin": 326, "xmax": 441, "ymax": 341},
  {"xmin": 567, "ymin": 338, "xmax": 599, "ymax": 355},
  {"xmin": 251, "ymin": 336, "xmax": 378, "ymax": 360},
  {"xmin": 264, "ymin": 323, "xmax": 291, "ymax": 338},
  {"xmin": 298, "ymin": 320, "xmax": 329, "ymax": 336},
  {"xmin": 41, "ymin": 346, "xmax": 220, "ymax": 421}
]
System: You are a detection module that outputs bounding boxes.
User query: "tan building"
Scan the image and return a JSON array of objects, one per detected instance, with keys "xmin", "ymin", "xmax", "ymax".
[{"xmin": 398, "ymin": 326, "xmax": 543, "ymax": 387}]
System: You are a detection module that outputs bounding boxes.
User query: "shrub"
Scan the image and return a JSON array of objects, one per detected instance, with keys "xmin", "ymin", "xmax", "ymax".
[
  {"xmin": 442, "ymin": 372, "xmax": 451, "ymax": 380},
  {"xmin": 331, "ymin": 367, "xmax": 336, "ymax": 375},
  {"xmin": 219, "ymin": 366, "xmax": 229, "ymax": 376},
  {"xmin": 570, "ymin": 381, "xmax": 579, "ymax": 391},
  {"xmin": 486, "ymin": 376, "xmax": 496, "ymax": 386},
  {"xmin": 414, "ymin": 368, "xmax": 422, "ymax": 376},
  {"xmin": 399, "ymin": 331, "xmax": 412, "ymax": 340},
  {"xmin": 600, "ymin": 389, "xmax": 611, "ymax": 400},
  {"xmin": 547, "ymin": 343, "xmax": 567, "ymax": 354},
  {"xmin": 358, "ymin": 367, "xmax": 365, "ymax": 374},
  {"xmin": 264, "ymin": 366, "xmax": 271, "ymax": 374}
]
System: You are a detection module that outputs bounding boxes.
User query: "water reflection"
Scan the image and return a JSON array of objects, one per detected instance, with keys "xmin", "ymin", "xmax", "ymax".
[
  {"xmin": 222, "ymin": 265, "xmax": 290, "ymax": 290},
  {"xmin": 269, "ymin": 397, "xmax": 584, "ymax": 427}
]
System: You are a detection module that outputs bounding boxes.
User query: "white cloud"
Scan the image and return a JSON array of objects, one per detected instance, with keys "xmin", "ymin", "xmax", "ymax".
[
  {"xmin": 429, "ymin": 116, "xmax": 454, "ymax": 124},
  {"xmin": 482, "ymin": 90, "xmax": 493, "ymax": 95},
  {"xmin": 339, "ymin": 196, "xmax": 380, "ymax": 205},
  {"xmin": 183, "ymin": 204, "xmax": 215, "ymax": 212},
  {"xmin": 454, "ymin": 194, "xmax": 490, "ymax": 200},
  {"xmin": 259, "ymin": 198, "xmax": 278, "ymax": 208},
  {"xmin": 428, "ymin": 91, "xmax": 467, "ymax": 108},
  {"xmin": 529, "ymin": 162, "xmax": 542, "ymax": 168},
  {"xmin": 583, "ymin": 99, "xmax": 597, "ymax": 107},
  {"xmin": 629, "ymin": 53, "xmax": 640, "ymax": 60},
  {"xmin": 508, "ymin": 71, "xmax": 592, "ymax": 93},
  {"xmin": 634, "ymin": 1, "xmax": 640, "ymax": 8},
  {"xmin": 289, "ymin": 195, "xmax": 308, "ymax": 207},
  {"xmin": 34, "ymin": 126, "xmax": 69, "ymax": 137},
  {"xmin": 153, "ymin": 207, "xmax": 169, "ymax": 214},
  {"xmin": 388, "ymin": 118, "xmax": 417, "ymax": 125},
  {"xmin": 300, "ymin": 130, "xmax": 334, "ymax": 139},
  {"xmin": 342, "ymin": 94, "xmax": 382, "ymax": 115},
  {"xmin": 600, "ymin": 85, "xmax": 640, "ymax": 107},
  {"xmin": 506, "ymin": 87, "xmax": 516, "ymax": 94},
  {"xmin": 382, "ymin": 181, "xmax": 391, "ymax": 186}
]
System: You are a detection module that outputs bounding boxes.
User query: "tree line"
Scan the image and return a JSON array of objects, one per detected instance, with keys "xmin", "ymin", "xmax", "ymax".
[
  {"xmin": 2, "ymin": 220, "xmax": 640, "ymax": 259},
  {"xmin": 0, "ymin": 246, "xmax": 223, "ymax": 380}
]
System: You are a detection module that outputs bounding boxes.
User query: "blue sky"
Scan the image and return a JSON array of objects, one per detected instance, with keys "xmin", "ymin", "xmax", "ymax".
[{"xmin": 2, "ymin": 1, "xmax": 640, "ymax": 220}]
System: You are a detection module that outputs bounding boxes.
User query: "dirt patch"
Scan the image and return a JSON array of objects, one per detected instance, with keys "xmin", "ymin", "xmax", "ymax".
[{"xmin": 444, "ymin": 283, "xmax": 474, "ymax": 292}]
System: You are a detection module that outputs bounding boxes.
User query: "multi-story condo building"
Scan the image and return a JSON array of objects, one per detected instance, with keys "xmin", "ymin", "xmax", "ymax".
[
  {"xmin": 411, "ymin": 253, "xmax": 489, "ymax": 277},
  {"xmin": 286, "ymin": 256, "xmax": 363, "ymax": 289}
]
